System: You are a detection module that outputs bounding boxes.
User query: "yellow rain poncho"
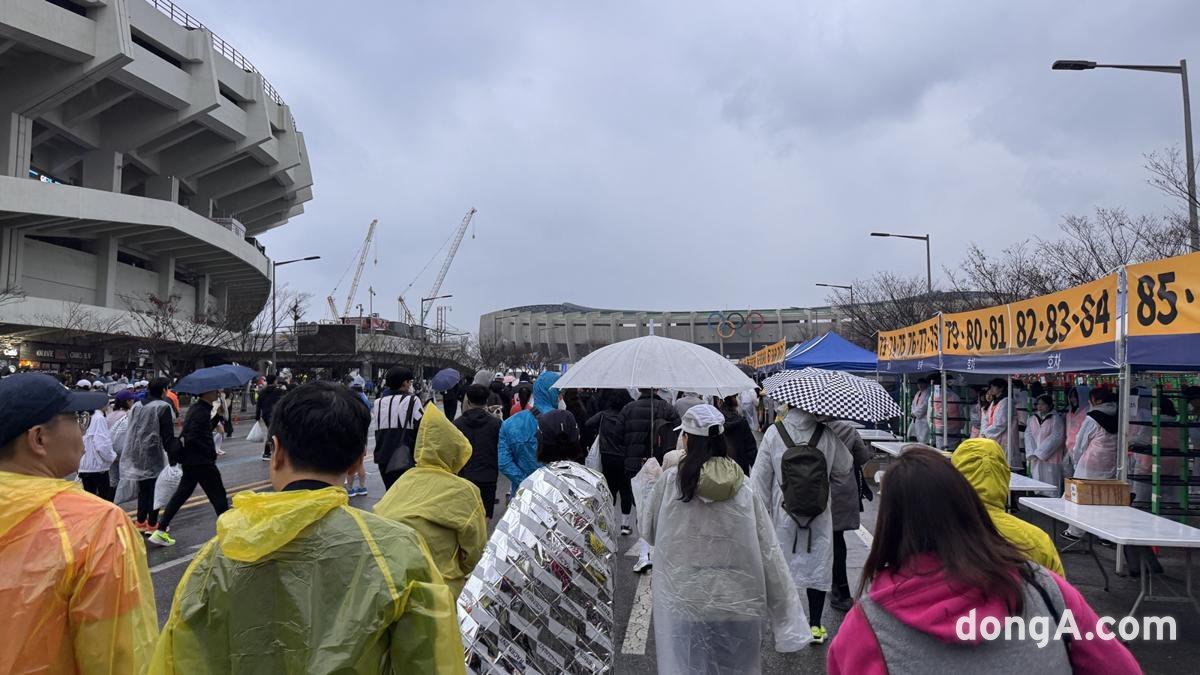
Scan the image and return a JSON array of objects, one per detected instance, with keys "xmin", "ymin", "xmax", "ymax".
[
  {"xmin": 0, "ymin": 471, "xmax": 158, "ymax": 674},
  {"xmin": 152, "ymin": 486, "xmax": 465, "ymax": 674},
  {"xmin": 952, "ymin": 439, "xmax": 1066, "ymax": 577},
  {"xmin": 375, "ymin": 403, "xmax": 488, "ymax": 598}
]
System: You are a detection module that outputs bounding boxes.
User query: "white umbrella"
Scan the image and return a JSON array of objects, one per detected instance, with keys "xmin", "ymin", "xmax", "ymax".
[{"xmin": 554, "ymin": 335, "xmax": 757, "ymax": 396}]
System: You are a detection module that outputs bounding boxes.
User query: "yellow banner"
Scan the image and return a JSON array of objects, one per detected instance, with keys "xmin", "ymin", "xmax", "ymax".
[
  {"xmin": 1127, "ymin": 252, "xmax": 1200, "ymax": 337},
  {"xmin": 741, "ymin": 339, "xmax": 786, "ymax": 368},
  {"xmin": 877, "ymin": 316, "xmax": 941, "ymax": 361},
  {"xmin": 941, "ymin": 305, "xmax": 1011, "ymax": 357},
  {"xmin": 1008, "ymin": 275, "xmax": 1117, "ymax": 352}
]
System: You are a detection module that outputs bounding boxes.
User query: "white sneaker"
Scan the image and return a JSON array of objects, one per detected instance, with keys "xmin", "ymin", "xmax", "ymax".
[{"xmin": 633, "ymin": 556, "xmax": 652, "ymax": 574}]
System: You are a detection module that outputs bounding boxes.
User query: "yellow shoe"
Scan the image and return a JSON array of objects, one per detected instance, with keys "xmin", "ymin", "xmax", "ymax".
[{"xmin": 810, "ymin": 625, "xmax": 828, "ymax": 645}]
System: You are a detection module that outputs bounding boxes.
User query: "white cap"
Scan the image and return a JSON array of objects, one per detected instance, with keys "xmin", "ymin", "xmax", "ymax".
[
  {"xmin": 75, "ymin": 379, "xmax": 92, "ymax": 389},
  {"xmin": 91, "ymin": 381, "xmax": 107, "ymax": 391},
  {"xmin": 674, "ymin": 403, "xmax": 725, "ymax": 437}
]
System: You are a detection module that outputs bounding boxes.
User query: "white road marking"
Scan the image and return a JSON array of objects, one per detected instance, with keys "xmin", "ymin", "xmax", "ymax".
[
  {"xmin": 621, "ymin": 572, "xmax": 654, "ymax": 655},
  {"xmin": 855, "ymin": 525, "xmax": 874, "ymax": 548},
  {"xmin": 149, "ymin": 544, "xmax": 205, "ymax": 574}
]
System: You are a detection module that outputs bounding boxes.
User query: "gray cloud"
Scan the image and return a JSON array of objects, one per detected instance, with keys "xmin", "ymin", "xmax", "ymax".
[{"xmin": 196, "ymin": 0, "xmax": 1200, "ymax": 333}]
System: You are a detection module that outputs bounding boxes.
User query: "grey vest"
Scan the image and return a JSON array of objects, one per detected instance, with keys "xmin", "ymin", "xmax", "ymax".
[{"xmin": 859, "ymin": 565, "xmax": 1072, "ymax": 675}]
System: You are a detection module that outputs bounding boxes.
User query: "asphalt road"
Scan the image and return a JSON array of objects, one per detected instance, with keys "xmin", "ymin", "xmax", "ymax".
[{"xmin": 137, "ymin": 416, "xmax": 1200, "ymax": 672}]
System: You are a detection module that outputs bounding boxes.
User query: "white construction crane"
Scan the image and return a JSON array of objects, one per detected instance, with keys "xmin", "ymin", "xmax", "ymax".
[
  {"xmin": 326, "ymin": 219, "xmax": 378, "ymax": 320},
  {"xmin": 420, "ymin": 208, "xmax": 476, "ymax": 327}
]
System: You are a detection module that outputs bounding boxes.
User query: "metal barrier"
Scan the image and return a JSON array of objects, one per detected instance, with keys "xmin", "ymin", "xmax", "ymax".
[{"xmin": 144, "ymin": 0, "xmax": 286, "ymax": 106}]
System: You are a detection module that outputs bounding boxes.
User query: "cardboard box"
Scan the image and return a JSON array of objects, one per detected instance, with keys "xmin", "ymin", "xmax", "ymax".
[{"xmin": 1064, "ymin": 479, "xmax": 1130, "ymax": 506}]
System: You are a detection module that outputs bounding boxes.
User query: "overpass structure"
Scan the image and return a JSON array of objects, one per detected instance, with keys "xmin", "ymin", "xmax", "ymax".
[
  {"xmin": 480, "ymin": 303, "xmax": 851, "ymax": 362},
  {"xmin": 0, "ymin": 0, "xmax": 313, "ymax": 371}
]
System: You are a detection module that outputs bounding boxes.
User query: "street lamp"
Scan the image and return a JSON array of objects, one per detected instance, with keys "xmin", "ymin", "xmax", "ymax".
[
  {"xmin": 871, "ymin": 232, "xmax": 932, "ymax": 293},
  {"xmin": 270, "ymin": 255, "xmax": 320, "ymax": 375},
  {"xmin": 815, "ymin": 282, "xmax": 854, "ymax": 305},
  {"xmin": 420, "ymin": 294, "xmax": 453, "ymax": 329},
  {"xmin": 1052, "ymin": 59, "xmax": 1198, "ymax": 250}
]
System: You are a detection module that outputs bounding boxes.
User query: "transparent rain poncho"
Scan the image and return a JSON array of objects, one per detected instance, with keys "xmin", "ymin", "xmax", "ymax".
[{"xmin": 642, "ymin": 457, "xmax": 809, "ymax": 674}]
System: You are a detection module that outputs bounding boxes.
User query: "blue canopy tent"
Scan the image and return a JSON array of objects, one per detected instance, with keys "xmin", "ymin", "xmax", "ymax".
[{"xmin": 783, "ymin": 332, "xmax": 877, "ymax": 372}]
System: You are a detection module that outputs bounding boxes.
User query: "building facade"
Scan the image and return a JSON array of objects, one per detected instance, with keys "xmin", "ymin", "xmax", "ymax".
[
  {"xmin": 480, "ymin": 303, "xmax": 851, "ymax": 362},
  {"xmin": 0, "ymin": 0, "xmax": 313, "ymax": 372}
]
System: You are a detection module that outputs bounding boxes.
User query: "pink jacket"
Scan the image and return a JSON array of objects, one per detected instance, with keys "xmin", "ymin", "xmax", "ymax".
[{"xmin": 828, "ymin": 554, "xmax": 1141, "ymax": 675}]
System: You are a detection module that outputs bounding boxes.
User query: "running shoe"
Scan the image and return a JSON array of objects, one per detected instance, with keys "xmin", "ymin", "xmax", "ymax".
[
  {"xmin": 260, "ymin": 453, "xmax": 271, "ymax": 461},
  {"xmin": 215, "ymin": 448, "xmax": 226, "ymax": 455},
  {"xmin": 810, "ymin": 626, "xmax": 828, "ymax": 645},
  {"xmin": 620, "ymin": 525, "xmax": 632, "ymax": 536},
  {"xmin": 356, "ymin": 487, "xmax": 369, "ymax": 497},
  {"xmin": 148, "ymin": 530, "xmax": 176, "ymax": 547},
  {"xmin": 633, "ymin": 556, "xmax": 652, "ymax": 574}
]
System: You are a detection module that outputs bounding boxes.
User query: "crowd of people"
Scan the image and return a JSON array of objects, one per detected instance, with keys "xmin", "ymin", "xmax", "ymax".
[{"xmin": 0, "ymin": 362, "xmax": 1147, "ymax": 674}]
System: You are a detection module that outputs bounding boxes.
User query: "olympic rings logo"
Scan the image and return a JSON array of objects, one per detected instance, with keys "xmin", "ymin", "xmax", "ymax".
[{"xmin": 708, "ymin": 310, "xmax": 766, "ymax": 339}]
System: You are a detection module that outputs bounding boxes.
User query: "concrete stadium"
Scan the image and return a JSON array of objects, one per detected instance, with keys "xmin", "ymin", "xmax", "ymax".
[
  {"xmin": 480, "ymin": 303, "xmax": 850, "ymax": 361},
  {"xmin": 0, "ymin": 0, "xmax": 312, "ymax": 372}
]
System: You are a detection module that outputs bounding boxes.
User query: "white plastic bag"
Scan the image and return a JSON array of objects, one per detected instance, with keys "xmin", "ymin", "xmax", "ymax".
[
  {"xmin": 585, "ymin": 437, "xmax": 602, "ymax": 472},
  {"xmin": 630, "ymin": 457, "xmax": 662, "ymax": 503},
  {"xmin": 246, "ymin": 419, "xmax": 267, "ymax": 443},
  {"xmin": 153, "ymin": 465, "xmax": 183, "ymax": 510}
]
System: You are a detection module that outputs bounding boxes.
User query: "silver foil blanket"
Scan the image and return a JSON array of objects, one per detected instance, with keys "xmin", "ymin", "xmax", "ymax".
[{"xmin": 458, "ymin": 461, "xmax": 617, "ymax": 674}]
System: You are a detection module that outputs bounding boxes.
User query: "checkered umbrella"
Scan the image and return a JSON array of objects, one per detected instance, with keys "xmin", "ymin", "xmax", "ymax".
[
  {"xmin": 764, "ymin": 367, "xmax": 900, "ymax": 422},
  {"xmin": 762, "ymin": 369, "xmax": 803, "ymax": 390}
]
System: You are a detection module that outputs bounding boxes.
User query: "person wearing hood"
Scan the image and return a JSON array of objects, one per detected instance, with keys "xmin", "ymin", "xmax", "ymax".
[
  {"xmin": 0, "ymin": 373, "xmax": 158, "ymax": 674},
  {"xmin": 1064, "ymin": 385, "xmax": 1091, "ymax": 455},
  {"xmin": 642, "ymin": 404, "xmax": 810, "ymax": 672},
  {"xmin": 152, "ymin": 382, "xmax": 464, "ymax": 674},
  {"xmin": 981, "ymin": 378, "xmax": 1019, "ymax": 469},
  {"xmin": 951, "ymin": 439, "xmax": 1065, "ymax": 575},
  {"xmin": 1024, "ymin": 394, "xmax": 1066, "ymax": 493},
  {"xmin": 907, "ymin": 377, "xmax": 931, "ymax": 443},
  {"xmin": 751, "ymin": 405, "xmax": 854, "ymax": 645},
  {"xmin": 498, "ymin": 371, "xmax": 560, "ymax": 490},
  {"xmin": 376, "ymin": 403, "xmax": 487, "ymax": 598},
  {"xmin": 454, "ymin": 384, "xmax": 502, "ymax": 519},
  {"xmin": 829, "ymin": 446, "xmax": 1140, "ymax": 675}
]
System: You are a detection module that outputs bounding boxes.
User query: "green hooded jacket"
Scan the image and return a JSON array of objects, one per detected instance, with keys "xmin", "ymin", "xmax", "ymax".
[
  {"xmin": 375, "ymin": 403, "xmax": 488, "ymax": 598},
  {"xmin": 151, "ymin": 486, "xmax": 464, "ymax": 674}
]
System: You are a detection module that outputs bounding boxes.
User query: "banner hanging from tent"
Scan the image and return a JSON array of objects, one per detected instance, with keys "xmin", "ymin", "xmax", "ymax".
[
  {"xmin": 741, "ymin": 339, "xmax": 786, "ymax": 369},
  {"xmin": 1126, "ymin": 251, "xmax": 1200, "ymax": 369}
]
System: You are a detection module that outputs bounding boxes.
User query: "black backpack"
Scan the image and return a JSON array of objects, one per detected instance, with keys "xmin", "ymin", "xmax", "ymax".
[{"xmin": 774, "ymin": 421, "xmax": 829, "ymax": 553}]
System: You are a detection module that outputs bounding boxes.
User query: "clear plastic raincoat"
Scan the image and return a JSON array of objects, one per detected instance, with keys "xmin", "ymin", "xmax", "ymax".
[
  {"xmin": 1024, "ymin": 410, "xmax": 1065, "ymax": 492},
  {"xmin": 121, "ymin": 399, "xmax": 172, "ymax": 481},
  {"xmin": 1070, "ymin": 402, "xmax": 1120, "ymax": 480},
  {"xmin": 0, "ymin": 471, "xmax": 158, "ymax": 674},
  {"xmin": 643, "ymin": 457, "xmax": 809, "ymax": 673},
  {"xmin": 375, "ymin": 403, "xmax": 488, "ymax": 598},
  {"xmin": 750, "ymin": 408, "xmax": 852, "ymax": 592},
  {"xmin": 151, "ymin": 486, "xmax": 465, "ymax": 674},
  {"xmin": 952, "ymin": 439, "xmax": 1065, "ymax": 576}
]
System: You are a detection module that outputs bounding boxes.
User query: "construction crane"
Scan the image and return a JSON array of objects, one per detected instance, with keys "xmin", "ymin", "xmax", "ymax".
[
  {"xmin": 420, "ymin": 208, "xmax": 476, "ymax": 327},
  {"xmin": 396, "ymin": 295, "xmax": 416, "ymax": 324},
  {"xmin": 326, "ymin": 219, "xmax": 378, "ymax": 320}
]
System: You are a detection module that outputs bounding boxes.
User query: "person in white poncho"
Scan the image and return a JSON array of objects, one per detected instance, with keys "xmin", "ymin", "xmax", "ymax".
[{"xmin": 643, "ymin": 404, "xmax": 809, "ymax": 674}]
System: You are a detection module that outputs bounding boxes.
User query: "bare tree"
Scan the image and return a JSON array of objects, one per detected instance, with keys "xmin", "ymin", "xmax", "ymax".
[
  {"xmin": 1145, "ymin": 146, "xmax": 1199, "ymax": 240},
  {"xmin": 0, "ymin": 284, "xmax": 24, "ymax": 308},
  {"xmin": 32, "ymin": 300, "xmax": 128, "ymax": 348},
  {"xmin": 122, "ymin": 293, "xmax": 240, "ymax": 373}
]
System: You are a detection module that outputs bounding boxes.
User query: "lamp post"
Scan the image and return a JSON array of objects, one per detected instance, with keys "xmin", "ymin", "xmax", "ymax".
[
  {"xmin": 871, "ymin": 232, "xmax": 932, "ymax": 293},
  {"xmin": 270, "ymin": 255, "xmax": 320, "ymax": 375},
  {"xmin": 815, "ymin": 282, "xmax": 855, "ymax": 305},
  {"xmin": 1053, "ymin": 59, "xmax": 1198, "ymax": 251}
]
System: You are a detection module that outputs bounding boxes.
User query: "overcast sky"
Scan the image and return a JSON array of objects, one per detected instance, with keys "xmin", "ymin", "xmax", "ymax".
[{"xmin": 200, "ymin": 0, "xmax": 1200, "ymax": 335}]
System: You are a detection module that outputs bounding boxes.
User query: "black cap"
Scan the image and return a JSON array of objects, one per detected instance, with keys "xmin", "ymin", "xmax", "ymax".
[
  {"xmin": 538, "ymin": 409, "xmax": 580, "ymax": 443},
  {"xmin": 0, "ymin": 373, "xmax": 109, "ymax": 448}
]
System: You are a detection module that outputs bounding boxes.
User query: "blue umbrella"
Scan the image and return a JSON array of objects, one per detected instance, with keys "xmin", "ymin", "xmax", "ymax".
[
  {"xmin": 431, "ymin": 368, "xmax": 461, "ymax": 393},
  {"xmin": 174, "ymin": 364, "xmax": 260, "ymax": 395}
]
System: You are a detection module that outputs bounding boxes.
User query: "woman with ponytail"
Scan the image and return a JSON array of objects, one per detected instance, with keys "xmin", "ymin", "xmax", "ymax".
[{"xmin": 642, "ymin": 404, "xmax": 809, "ymax": 673}]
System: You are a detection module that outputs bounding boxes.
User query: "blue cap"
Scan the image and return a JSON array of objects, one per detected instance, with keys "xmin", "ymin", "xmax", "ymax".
[
  {"xmin": 0, "ymin": 373, "xmax": 109, "ymax": 448},
  {"xmin": 537, "ymin": 409, "xmax": 580, "ymax": 443}
]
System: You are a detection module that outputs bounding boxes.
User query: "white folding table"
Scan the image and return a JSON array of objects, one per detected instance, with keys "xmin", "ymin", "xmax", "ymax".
[
  {"xmin": 858, "ymin": 428, "xmax": 899, "ymax": 442},
  {"xmin": 871, "ymin": 441, "xmax": 908, "ymax": 457},
  {"xmin": 1020, "ymin": 497, "xmax": 1200, "ymax": 617},
  {"xmin": 1008, "ymin": 474, "xmax": 1057, "ymax": 494}
]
